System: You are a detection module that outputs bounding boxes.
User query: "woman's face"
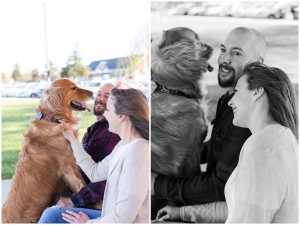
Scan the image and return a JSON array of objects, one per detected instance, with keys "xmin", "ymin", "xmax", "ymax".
[
  {"xmin": 228, "ymin": 75, "xmax": 255, "ymax": 128},
  {"xmin": 104, "ymin": 96, "xmax": 119, "ymax": 133}
]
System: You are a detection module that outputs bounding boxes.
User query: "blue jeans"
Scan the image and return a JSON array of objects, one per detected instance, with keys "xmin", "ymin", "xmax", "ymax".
[{"xmin": 38, "ymin": 206, "xmax": 101, "ymax": 223}]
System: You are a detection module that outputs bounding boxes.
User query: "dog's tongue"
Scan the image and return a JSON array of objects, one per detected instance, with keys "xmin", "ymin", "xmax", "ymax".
[
  {"xmin": 81, "ymin": 102, "xmax": 91, "ymax": 112},
  {"xmin": 85, "ymin": 103, "xmax": 91, "ymax": 112},
  {"xmin": 71, "ymin": 101, "xmax": 90, "ymax": 112}
]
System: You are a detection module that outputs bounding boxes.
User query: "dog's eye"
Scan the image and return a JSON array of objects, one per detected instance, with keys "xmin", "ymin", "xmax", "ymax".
[{"xmin": 71, "ymin": 86, "xmax": 77, "ymax": 90}]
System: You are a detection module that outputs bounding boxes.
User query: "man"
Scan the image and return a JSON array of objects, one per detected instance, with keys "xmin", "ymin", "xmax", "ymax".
[
  {"xmin": 151, "ymin": 27, "xmax": 267, "ymax": 218},
  {"xmin": 57, "ymin": 83, "xmax": 120, "ymax": 208}
]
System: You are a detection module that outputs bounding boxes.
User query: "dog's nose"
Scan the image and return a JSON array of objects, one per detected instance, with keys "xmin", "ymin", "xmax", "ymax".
[
  {"xmin": 207, "ymin": 64, "xmax": 214, "ymax": 72},
  {"xmin": 203, "ymin": 44, "xmax": 213, "ymax": 59}
]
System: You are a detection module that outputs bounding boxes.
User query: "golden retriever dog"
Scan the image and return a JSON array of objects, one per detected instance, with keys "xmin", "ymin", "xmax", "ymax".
[
  {"xmin": 2, "ymin": 79, "xmax": 93, "ymax": 223},
  {"xmin": 151, "ymin": 27, "xmax": 213, "ymax": 178}
]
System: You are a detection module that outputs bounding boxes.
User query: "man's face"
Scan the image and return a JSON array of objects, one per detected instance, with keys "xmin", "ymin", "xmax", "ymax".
[
  {"xmin": 93, "ymin": 85, "xmax": 113, "ymax": 116},
  {"xmin": 217, "ymin": 31, "xmax": 258, "ymax": 88}
]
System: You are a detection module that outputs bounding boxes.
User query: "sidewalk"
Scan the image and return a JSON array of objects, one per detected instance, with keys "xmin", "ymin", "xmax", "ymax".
[{"xmin": 2, "ymin": 179, "xmax": 12, "ymax": 204}]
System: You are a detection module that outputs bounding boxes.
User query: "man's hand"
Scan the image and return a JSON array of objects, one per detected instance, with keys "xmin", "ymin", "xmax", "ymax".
[
  {"xmin": 151, "ymin": 172, "xmax": 158, "ymax": 195},
  {"xmin": 156, "ymin": 205, "xmax": 181, "ymax": 221},
  {"xmin": 56, "ymin": 197, "xmax": 74, "ymax": 208}
]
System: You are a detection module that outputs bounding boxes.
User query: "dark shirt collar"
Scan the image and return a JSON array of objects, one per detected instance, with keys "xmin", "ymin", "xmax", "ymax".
[
  {"xmin": 94, "ymin": 118, "xmax": 108, "ymax": 126},
  {"xmin": 222, "ymin": 91, "xmax": 234, "ymax": 103}
]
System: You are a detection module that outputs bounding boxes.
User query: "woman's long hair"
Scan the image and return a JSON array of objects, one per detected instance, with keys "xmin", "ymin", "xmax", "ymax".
[
  {"xmin": 244, "ymin": 62, "xmax": 298, "ymax": 139},
  {"xmin": 111, "ymin": 88, "xmax": 149, "ymax": 140}
]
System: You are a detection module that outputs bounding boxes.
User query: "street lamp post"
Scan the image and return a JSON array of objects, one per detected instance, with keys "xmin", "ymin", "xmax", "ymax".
[{"xmin": 43, "ymin": 1, "xmax": 50, "ymax": 82}]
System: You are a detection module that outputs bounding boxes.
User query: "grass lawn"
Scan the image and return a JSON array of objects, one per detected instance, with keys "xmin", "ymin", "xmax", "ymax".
[{"xmin": 2, "ymin": 98, "xmax": 95, "ymax": 179}]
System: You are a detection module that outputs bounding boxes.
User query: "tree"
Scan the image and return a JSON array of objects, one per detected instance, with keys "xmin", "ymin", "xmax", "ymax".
[
  {"xmin": 116, "ymin": 57, "xmax": 129, "ymax": 77},
  {"xmin": 31, "ymin": 69, "xmax": 40, "ymax": 81},
  {"xmin": 12, "ymin": 64, "xmax": 22, "ymax": 81},
  {"xmin": 40, "ymin": 73, "xmax": 47, "ymax": 80},
  {"xmin": 123, "ymin": 22, "xmax": 149, "ymax": 77},
  {"xmin": 60, "ymin": 47, "xmax": 90, "ymax": 78},
  {"xmin": 60, "ymin": 66, "xmax": 71, "ymax": 78},
  {"xmin": 126, "ymin": 54, "xmax": 143, "ymax": 76},
  {"xmin": 49, "ymin": 61, "xmax": 60, "ymax": 81},
  {"xmin": 1, "ymin": 72, "xmax": 10, "ymax": 83}
]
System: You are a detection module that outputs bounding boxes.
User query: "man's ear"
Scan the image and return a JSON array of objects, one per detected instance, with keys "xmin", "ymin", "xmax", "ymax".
[{"xmin": 253, "ymin": 87, "xmax": 264, "ymax": 100}]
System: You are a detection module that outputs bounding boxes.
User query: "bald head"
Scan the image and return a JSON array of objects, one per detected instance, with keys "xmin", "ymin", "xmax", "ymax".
[
  {"xmin": 228, "ymin": 27, "xmax": 267, "ymax": 62},
  {"xmin": 100, "ymin": 82, "xmax": 115, "ymax": 92},
  {"xmin": 93, "ymin": 83, "xmax": 115, "ymax": 119},
  {"xmin": 218, "ymin": 27, "xmax": 267, "ymax": 88}
]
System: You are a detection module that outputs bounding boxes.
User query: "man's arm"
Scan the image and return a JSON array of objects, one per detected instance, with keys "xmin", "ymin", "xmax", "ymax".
[
  {"xmin": 71, "ymin": 181, "xmax": 106, "ymax": 207},
  {"xmin": 180, "ymin": 202, "xmax": 228, "ymax": 223},
  {"xmin": 154, "ymin": 125, "xmax": 251, "ymax": 205}
]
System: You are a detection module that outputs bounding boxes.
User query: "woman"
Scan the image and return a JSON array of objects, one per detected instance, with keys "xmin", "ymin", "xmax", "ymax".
[
  {"xmin": 39, "ymin": 88, "xmax": 149, "ymax": 223},
  {"xmin": 225, "ymin": 62, "xmax": 298, "ymax": 223},
  {"xmin": 157, "ymin": 62, "xmax": 298, "ymax": 223}
]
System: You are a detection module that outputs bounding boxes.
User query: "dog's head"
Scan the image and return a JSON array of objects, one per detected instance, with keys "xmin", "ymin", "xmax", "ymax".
[
  {"xmin": 152, "ymin": 27, "xmax": 213, "ymax": 98},
  {"xmin": 157, "ymin": 27, "xmax": 213, "ymax": 72},
  {"xmin": 39, "ymin": 79, "xmax": 93, "ymax": 122}
]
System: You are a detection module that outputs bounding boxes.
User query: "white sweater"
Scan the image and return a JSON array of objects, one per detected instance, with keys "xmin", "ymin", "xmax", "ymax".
[
  {"xmin": 225, "ymin": 124, "xmax": 298, "ymax": 223},
  {"xmin": 70, "ymin": 138, "xmax": 149, "ymax": 223}
]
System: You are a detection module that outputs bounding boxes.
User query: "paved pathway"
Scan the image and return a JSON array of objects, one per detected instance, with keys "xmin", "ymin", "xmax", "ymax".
[{"xmin": 2, "ymin": 179, "xmax": 12, "ymax": 204}]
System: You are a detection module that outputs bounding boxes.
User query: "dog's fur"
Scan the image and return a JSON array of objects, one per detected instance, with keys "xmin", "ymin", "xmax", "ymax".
[
  {"xmin": 151, "ymin": 27, "xmax": 213, "ymax": 177},
  {"xmin": 2, "ymin": 79, "xmax": 93, "ymax": 223}
]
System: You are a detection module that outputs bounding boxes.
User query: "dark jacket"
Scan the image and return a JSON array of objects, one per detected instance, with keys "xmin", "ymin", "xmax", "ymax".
[
  {"xmin": 71, "ymin": 118, "xmax": 120, "ymax": 208},
  {"xmin": 154, "ymin": 92, "xmax": 251, "ymax": 205}
]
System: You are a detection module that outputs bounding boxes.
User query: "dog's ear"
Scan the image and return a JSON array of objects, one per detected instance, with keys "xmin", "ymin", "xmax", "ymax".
[
  {"xmin": 40, "ymin": 86, "xmax": 65, "ymax": 114},
  {"xmin": 158, "ymin": 30, "xmax": 184, "ymax": 49}
]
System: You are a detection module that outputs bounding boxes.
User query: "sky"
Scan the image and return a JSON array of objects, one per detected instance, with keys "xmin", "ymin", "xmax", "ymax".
[{"xmin": 0, "ymin": 0, "xmax": 149, "ymax": 74}]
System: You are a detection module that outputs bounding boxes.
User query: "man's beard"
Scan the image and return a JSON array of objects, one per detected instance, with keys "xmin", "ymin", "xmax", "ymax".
[
  {"xmin": 93, "ymin": 106, "xmax": 105, "ymax": 116},
  {"xmin": 218, "ymin": 64, "xmax": 236, "ymax": 88}
]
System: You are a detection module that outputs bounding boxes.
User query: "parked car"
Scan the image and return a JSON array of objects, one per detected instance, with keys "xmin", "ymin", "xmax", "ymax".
[
  {"xmin": 17, "ymin": 86, "xmax": 43, "ymax": 98},
  {"xmin": 187, "ymin": 6, "xmax": 206, "ymax": 16},
  {"xmin": 16, "ymin": 82, "xmax": 38, "ymax": 98},
  {"xmin": 1, "ymin": 83, "xmax": 14, "ymax": 97},
  {"xmin": 167, "ymin": 3, "xmax": 194, "ymax": 16},
  {"xmin": 16, "ymin": 81, "xmax": 48, "ymax": 98},
  {"xmin": 2, "ymin": 82, "xmax": 27, "ymax": 97}
]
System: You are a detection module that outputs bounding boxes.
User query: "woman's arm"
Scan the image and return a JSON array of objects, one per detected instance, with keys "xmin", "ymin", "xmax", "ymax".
[
  {"xmin": 63, "ymin": 128, "xmax": 112, "ymax": 182},
  {"xmin": 92, "ymin": 143, "xmax": 149, "ymax": 223},
  {"xmin": 226, "ymin": 146, "xmax": 286, "ymax": 223}
]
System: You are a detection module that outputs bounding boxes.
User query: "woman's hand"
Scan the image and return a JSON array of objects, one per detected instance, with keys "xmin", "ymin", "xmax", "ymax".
[
  {"xmin": 59, "ymin": 120, "xmax": 76, "ymax": 142},
  {"xmin": 62, "ymin": 210, "xmax": 90, "ymax": 223},
  {"xmin": 62, "ymin": 127, "xmax": 76, "ymax": 142},
  {"xmin": 156, "ymin": 205, "xmax": 181, "ymax": 222}
]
